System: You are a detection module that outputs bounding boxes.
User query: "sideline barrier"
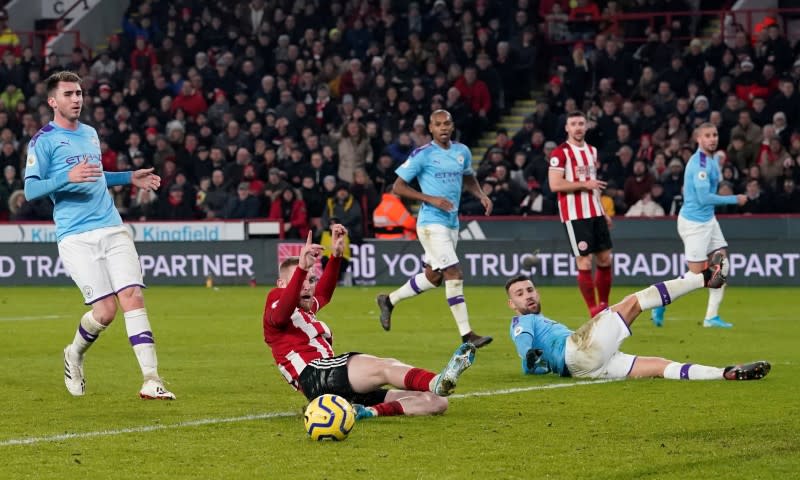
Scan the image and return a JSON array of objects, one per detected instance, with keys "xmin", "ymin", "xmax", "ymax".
[{"xmin": 1, "ymin": 237, "xmax": 797, "ymax": 286}]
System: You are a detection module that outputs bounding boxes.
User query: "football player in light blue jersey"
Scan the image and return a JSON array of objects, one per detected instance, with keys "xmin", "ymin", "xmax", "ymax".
[
  {"xmin": 24, "ymin": 71, "xmax": 175, "ymax": 400},
  {"xmin": 651, "ymin": 123, "xmax": 747, "ymax": 329},
  {"xmin": 376, "ymin": 109, "xmax": 494, "ymax": 348},
  {"xmin": 505, "ymin": 264, "xmax": 770, "ymax": 382}
]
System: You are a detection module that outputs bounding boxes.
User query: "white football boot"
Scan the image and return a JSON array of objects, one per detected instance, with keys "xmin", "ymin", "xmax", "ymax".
[
  {"xmin": 63, "ymin": 345, "xmax": 86, "ymax": 396},
  {"xmin": 139, "ymin": 378, "xmax": 176, "ymax": 400}
]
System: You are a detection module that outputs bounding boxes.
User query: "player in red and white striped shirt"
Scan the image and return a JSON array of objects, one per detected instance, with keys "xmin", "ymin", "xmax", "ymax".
[
  {"xmin": 548, "ymin": 111, "xmax": 614, "ymax": 316},
  {"xmin": 262, "ymin": 225, "xmax": 477, "ymax": 419}
]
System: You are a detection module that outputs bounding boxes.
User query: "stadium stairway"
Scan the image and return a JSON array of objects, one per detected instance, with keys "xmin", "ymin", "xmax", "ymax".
[{"xmin": 471, "ymin": 96, "xmax": 538, "ymax": 167}]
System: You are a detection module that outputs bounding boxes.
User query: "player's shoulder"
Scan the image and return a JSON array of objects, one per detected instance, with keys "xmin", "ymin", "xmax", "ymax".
[
  {"xmin": 265, "ymin": 287, "xmax": 283, "ymax": 307},
  {"xmin": 29, "ymin": 123, "xmax": 56, "ymax": 148},
  {"xmin": 408, "ymin": 142, "xmax": 434, "ymax": 159}
]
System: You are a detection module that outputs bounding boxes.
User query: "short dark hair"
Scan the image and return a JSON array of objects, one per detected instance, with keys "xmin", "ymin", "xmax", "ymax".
[
  {"xmin": 45, "ymin": 71, "xmax": 82, "ymax": 96},
  {"xmin": 566, "ymin": 111, "xmax": 585, "ymax": 119},
  {"xmin": 505, "ymin": 274, "xmax": 532, "ymax": 294}
]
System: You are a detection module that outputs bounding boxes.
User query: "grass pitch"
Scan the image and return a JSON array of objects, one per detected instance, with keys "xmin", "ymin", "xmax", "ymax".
[{"xmin": 0, "ymin": 284, "xmax": 797, "ymax": 479}]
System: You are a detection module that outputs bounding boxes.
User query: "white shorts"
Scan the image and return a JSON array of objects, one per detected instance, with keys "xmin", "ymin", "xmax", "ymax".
[
  {"xmin": 564, "ymin": 309, "xmax": 636, "ymax": 379},
  {"xmin": 417, "ymin": 224, "xmax": 459, "ymax": 271},
  {"xmin": 58, "ymin": 225, "xmax": 145, "ymax": 304},
  {"xmin": 677, "ymin": 215, "xmax": 728, "ymax": 262}
]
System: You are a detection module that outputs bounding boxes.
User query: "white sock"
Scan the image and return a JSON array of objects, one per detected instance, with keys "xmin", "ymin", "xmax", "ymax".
[
  {"xmin": 634, "ymin": 272, "xmax": 705, "ymax": 310},
  {"xmin": 663, "ymin": 362, "xmax": 724, "ymax": 380},
  {"xmin": 71, "ymin": 311, "xmax": 107, "ymax": 356},
  {"xmin": 445, "ymin": 279, "xmax": 472, "ymax": 336},
  {"xmin": 389, "ymin": 273, "xmax": 436, "ymax": 305},
  {"xmin": 124, "ymin": 308, "xmax": 159, "ymax": 381},
  {"xmin": 705, "ymin": 284, "xmax": 725, "ymax": 319}
]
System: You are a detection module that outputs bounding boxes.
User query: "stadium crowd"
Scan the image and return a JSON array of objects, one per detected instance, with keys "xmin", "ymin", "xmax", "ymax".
[{"xmin": 1, "ymin": 0, "xmax": 800, "ymax": 241}]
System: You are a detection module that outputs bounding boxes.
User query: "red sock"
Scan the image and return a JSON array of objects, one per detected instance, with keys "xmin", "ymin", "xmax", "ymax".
[
  {"xmin": 373, "ymin": 401, "xmax": 405, "ymax": 417},
  {"xmin": 595, "ymin": 265, "xmax": 612, "ymax": 305},
  {"xmin": 577, "ymin": 269, "xmax": 597, "ymax": 310},
  {"xmin": 404, "ymin": 368, "xmax": 437, "ymax": 391}
]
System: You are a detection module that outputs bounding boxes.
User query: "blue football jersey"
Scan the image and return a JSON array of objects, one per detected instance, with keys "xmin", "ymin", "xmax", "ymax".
[
  {"xmin": 25, "ymin": 122, "xmax": 122, "ymax": 241},
  {"xmin": 680, "ymin": 150, "xmax": 738, "ymax": 223},
  {"xmin": 395, "ymin": 141, "xmax": 474, "ymax": 229},
  {"xmin": 509, "ymin": 313, "xmax": 572, "ymax": 376}
]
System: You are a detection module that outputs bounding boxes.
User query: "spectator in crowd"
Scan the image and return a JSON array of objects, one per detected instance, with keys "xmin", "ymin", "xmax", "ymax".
[
  {"xmin": 337, "ymin": 120, "xmax": 373, "ymax": 184},
  {"xmin": 624, "ymin": 159, "xmax": 656, "ymax": 208},
  {"xmin": 1, "ymin": 0, "xmax": 798, "ymax": 234},
  {"xmin": 321, "ymin": 182, "xmax": 363, "ymax": 244},
  {"xmin": 223, "ymin": 181, "xmax": 260, "ymax": 219},
  {"xmin": 268, "ymin": 187, "xmax": 309, "ymax": 239},
  {"xmin": 741, "ymin": 178, "xmax": 773, "ymax": 214},
  {"xmin": 156, "ymin": 183, "xmax": 195, "ymax": 220}
]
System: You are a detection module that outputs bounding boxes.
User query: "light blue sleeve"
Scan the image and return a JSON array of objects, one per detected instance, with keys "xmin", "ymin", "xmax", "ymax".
[
  {"xmin": 510, "ymin": 316, "xmax": 541, "ymax": 375},
  {"xmin": 104, "ymin": 171, "xmax": 133, "ymax": 186},
  {"xmin": 687, "ymin": 165, "xmax": 738, "ymax": 206},
  {"xmin": 462, "ymin": 145, "xmax": 474, "ymax": 176},
  {"xmin": 24, "ymin": 137, "xmax": 69, "ymax": 201},
  {"xmin": 395, "ymin": 150, "xmax": 423, "ymax": 183}
]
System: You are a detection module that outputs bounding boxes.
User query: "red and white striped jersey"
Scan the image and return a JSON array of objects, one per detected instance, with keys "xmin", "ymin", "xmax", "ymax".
[
  {"xmin": 262, "ymin": 257, "xmax": 341, "ymax": 391},
  {"xmin": 548, "ymin": 141, "xmax": 605, "ymax": 222}
]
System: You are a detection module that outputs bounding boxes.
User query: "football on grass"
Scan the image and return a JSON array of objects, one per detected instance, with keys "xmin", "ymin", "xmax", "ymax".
[{"xmin": 304, "ymin": 394, "xmax": 356, "ymax": 441}]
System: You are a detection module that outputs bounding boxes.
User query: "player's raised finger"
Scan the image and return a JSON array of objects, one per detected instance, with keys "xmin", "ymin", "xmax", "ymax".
[{"xmin": 305, "ymin": 230, "xmax": 313, "ymax": 245}]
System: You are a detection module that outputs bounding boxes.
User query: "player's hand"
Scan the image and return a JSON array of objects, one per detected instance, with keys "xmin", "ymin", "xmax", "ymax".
[
  {"xmin": 525, "ymin": 348, "xmax": 544, "ymax": 371},
  {"xmin": 298, "ymin": 231, "xmax": 323, "ymax": 271},
  {"xmin": 428, "ymin": 196, "xmax": 454, "ymax": 212},
  {"xmin": 605, "ymin": 214, "xmax": 613, "ymax": 229},
  {"xmin": 584, "ymin": 179, "xmax": 607, "ymax": 191},
  {"xmin": 481, "ymin": 194, "xmax": 493, "ymax": 216},
  {"xmin": 736, "ymin": 194, "xmax": 748, "ymax": 206},
  {"xmin": 132, "ymin": 168, "xmax": 161, "ymax": 191},
  {"xmin": 68, "ymin": 159, "xmax": 102, "ymax": 183},
  {"xmin": 330, "ymin": 224, "xmax": 348, "ymax": 258}
]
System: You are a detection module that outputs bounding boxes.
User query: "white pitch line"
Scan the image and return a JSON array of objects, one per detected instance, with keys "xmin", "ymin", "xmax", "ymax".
[
  {"xmin": 0, "ymin": 314, "xmax": 68, "ymax": 322},
  {"xmin": 0, "ymin": 380, "xmax": 613, "ymax": 447}
]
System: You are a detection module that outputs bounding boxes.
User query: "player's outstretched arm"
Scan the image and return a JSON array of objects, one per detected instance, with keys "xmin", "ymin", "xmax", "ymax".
[
  {"xmin": 104, "ymin": 171, "xmax": 133, "ymax": 187},
  {"xmin": 131, "ymin": 168, "xmax": 161, "ymax": 191},
  {"xmin": 24, "ymin": 159, "xmax": 102, "ymax": 200},
  {"xmin": 316, "ymin": 226, "xmax": 346, "ymax": 309},
  {"xmin": 266, "ymin": 232, "xmax": 321, "ymax": 328}
]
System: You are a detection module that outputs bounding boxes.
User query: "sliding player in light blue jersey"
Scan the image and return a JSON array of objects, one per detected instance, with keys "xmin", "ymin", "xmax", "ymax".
[
  {"xmin": 25, "ymin": 71, "xmax": 174, "ymax": 400},
  {"xmin": 376, "ymin": 109, "xmax": 494, "ymax": 348},
  {"xmin": 651, "ymin": 123, "xmax": 748, "ymax": 328},
  {"xmin": 505, "ymin": 260, "xmax": 769, "ymax": 382}
]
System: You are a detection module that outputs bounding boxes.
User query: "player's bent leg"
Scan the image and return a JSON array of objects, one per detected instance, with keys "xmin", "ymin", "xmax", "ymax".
[
  {"xmin": 609, "ymin": 295, "xmax": 642, "ymax": 328},
  {"xmin": 381, "ymin": 267, "xmax": 439, "ymax": 330},
  {"xmin": 385, "ymin": 390, "xmax": 448, "ymax": 416},
  {"xmin": 347, "ymin": 354, "xmax": 420, "ymax": 393}
]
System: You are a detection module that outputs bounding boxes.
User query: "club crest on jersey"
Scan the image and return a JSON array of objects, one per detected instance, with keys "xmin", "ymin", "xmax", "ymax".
[
  {"xmin": 91, "ymin": 137, "xmax": 99, "ymax": 146},
  {"xmin": 697, "ymin": 171, "xmax": 708, "ymax": 180},
  {"xmin": 27, "ymin": 154, "xmax": 36, "ymax": 166},
  {"xmin": 513, "ymin": 326, "xmax": 523, "ymax": 336},
  {"xmin": 549, "ymin": 157, "xmax": 559, "ymax": 166},
  {"xmin": 456, "ymin": 154, "xmax": 464, "ymax": 165}
]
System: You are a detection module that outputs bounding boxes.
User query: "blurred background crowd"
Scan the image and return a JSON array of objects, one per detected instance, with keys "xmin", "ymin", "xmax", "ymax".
[{"xmin": 1, "ymin": 0, "xmax": 800, "ymax": 242}]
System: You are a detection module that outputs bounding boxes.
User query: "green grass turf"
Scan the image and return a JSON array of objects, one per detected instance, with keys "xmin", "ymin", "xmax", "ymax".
[{"xmin": 0, "ymin": 284, "xmax": 797, "ymax": 479}]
